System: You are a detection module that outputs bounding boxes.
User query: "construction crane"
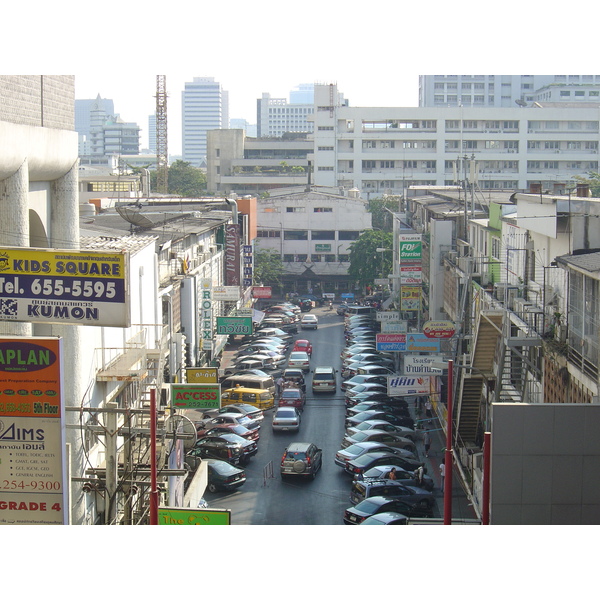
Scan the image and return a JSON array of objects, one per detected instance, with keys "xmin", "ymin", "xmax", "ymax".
[{"xmin": 155, "ymin": 75, "xmax": 168, "ymax": 194}]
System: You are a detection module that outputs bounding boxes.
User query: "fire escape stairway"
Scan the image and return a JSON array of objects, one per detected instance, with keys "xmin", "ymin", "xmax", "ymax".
[{"xmin": 456, "ymin": 311, "xmax": 504, "ymax": 445}]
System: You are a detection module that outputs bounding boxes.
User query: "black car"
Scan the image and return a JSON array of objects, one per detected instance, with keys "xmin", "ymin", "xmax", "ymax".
[
  {"xmin": 346, "ymin": 402, "xmax": 411, "ymax": 419},
  {"xmin": 349, "ymin": 478, "xmax": 435, "ymax": 508},
  {"xmin": 343, "ymin": 495, "xmax": 433, "ymax": 524},
  {"xmin": 204, "ymin": 459, "xmax": 246, "ymax": 493},
  {"xmin": 344, "ymin": 451, "xmax": 426, "ymax": 477},
  {"xmin": 189, "ymin": 433, "xmax": 257, "ymax": 465},
  {"xmin": 359, "ymin": 463, "xmax": 435, "ymax": 491}
]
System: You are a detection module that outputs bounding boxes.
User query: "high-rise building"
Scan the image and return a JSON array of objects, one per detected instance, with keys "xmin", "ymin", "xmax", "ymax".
[
  {"xmin": 256, "ymin": 84, "xmax": 317, "ymax": 137},
  {"xmin": 418, "ymin": 75, "xmax": 600, "ymax": 108},
  {"xmin": 182, "ymin": 77, "xmax": 229, "ymax": 167}
]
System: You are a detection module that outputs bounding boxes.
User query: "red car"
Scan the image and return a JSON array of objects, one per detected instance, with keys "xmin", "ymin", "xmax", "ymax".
[{"xmin": 292, "ymin": 339, "xmax": 313, "ymax": 356}]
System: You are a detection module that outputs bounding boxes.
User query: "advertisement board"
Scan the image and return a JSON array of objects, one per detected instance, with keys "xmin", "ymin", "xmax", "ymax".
[
  {"xmin": 403, "ymin": 355, "xmax": 444, "ymax": 375},
  {"xmin": 422, "ymin": 320, "xmax": 457, "ymax": 339},
  {"xmin": 186, "ymin": 368, "xmax": 219, "ymax": 384},
  {"xmin": 212, "ymin": 286, "xmax": 241, "ymax": 301},
  {"xmin": 387, "ymin": 375, "xmax": 431, "ymax": 396},
  {"xmin": 382, "ymin": 321, "xmax": 408, "ymax": 333},
  {"xmin": 405, "ymin": 334, "xmax": 441, "ymax": 353},
  {"xmin": 0, "ymin": 336, "xmax": 67, "ymax": 524},
  {"xmin": 252, "ymin": 287, "xmax": 272, "ymax": 298},
  {"xmin": 216, "ymin": 316, "xmax": 253, "ymax": 335},
  {"xmin": 376, "ymin": 333, "xmax": 406, "ymax": 352},
  {"xmin": 0, "ymin": 247, "xmax": 129, "ymax": 327},
  {"xmin": 400, "ymin": 265, "xmax": 422, "ymax": 284},
  {"xmin": 376, "ymin": 311, "xmax": 400, "ymax": 322},
  {"xmin": 158, "ymin": 506, "xmax": 231, "ymax": 525},
  {"xmin": 400, "ymin": 287, "xmax": 421, "ymax": 311},
  {"xmin": 170, "ymin": 383, "xmax": 221, "ymax": 410}
]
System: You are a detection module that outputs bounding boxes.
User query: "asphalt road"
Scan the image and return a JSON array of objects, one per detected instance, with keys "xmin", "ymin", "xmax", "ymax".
[{"xmin": 206, "ymin": 305, "xmax": 357, "ymax": 525}]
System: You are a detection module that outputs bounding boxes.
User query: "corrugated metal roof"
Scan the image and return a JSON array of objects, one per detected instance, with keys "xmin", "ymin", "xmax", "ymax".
[{"xmin": 556, "ymin": 250, "xmax": 600, "ymax": 273}]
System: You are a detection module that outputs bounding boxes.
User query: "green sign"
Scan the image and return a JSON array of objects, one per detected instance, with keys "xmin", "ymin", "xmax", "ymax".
[
  {"xmin": 158, "ymin": 507, "xmax": 231, "ymax": 525},
  {"xmin": 315, "ymin": 244, "xmax": 331, "ymax": 252},
  {"xmin": 400, "ymin": 241, "xmax": 422, "ymax": 262},
  {"xmin": 216, "ymin": 316, "xmax": 253, "ymax": 335},
  {"xmin": 171, "ymin": 383, "xmax": 221, "ymax": 409}
]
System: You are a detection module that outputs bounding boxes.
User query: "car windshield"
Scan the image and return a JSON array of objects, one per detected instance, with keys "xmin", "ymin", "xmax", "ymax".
[
  {"xmin": 276, "ymin": 409, "xmax": 296, "ymax": 418},
  {"xmin": 349, "ymin": 432, "xmax": 369, "ymax": 443},
  {"xmin": 354, "ymin": 499, "xmax": 381, "ymax": 512}
]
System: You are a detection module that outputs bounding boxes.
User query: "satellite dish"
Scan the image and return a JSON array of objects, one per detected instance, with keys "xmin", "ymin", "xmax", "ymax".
[
  {"xmin": 165, "ymin": 414, "xmax": 198, "ymax": 451},
  {"xmin": 115, "ymin": 204, "xmax": 156, "ymax": 229}
]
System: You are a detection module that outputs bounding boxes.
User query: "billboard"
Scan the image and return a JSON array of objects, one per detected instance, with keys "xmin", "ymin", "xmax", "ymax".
[
  {"xmin": 387, "ymin": 375, "xmax": 431, "ymax": 396},
  {"xmin": 403, "ymin": 355, "xmax": 444, "ymax": 375},
  {"xmin": 0, "ymin": 247, "xmax": 129, "ymax": 327},
  {"xmin": 170, "ymin": 383, "xmax": 221, "ymax": 410},
  {"xmin": 0, "ymin": 336, "xmax": 67, "ymax": 524}
]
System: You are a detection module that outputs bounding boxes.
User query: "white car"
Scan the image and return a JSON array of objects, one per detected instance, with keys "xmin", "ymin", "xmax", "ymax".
[
  {"xmin": 272, "ymin": 407, "xmax": 301, "ymax": 432},
  {"xmin": 287, "ymin": 351, "xmax": 310, "ymax": 372},
  {"xmin": 300, "ymin": 314, "xmax": 318, "ymax": 329}
]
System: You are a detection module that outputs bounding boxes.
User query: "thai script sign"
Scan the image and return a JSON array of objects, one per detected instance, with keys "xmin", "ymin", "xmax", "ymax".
[
  {"xmin": 387, "ymin": 375, "xmax": 431, "ymax": 396},
  {"xmin": 403, "ymin": 355, "xmax": 444, "ymax": 375},
  {"xmin": 423, "ymin": 320, "xmax": 457, "ymax": 339}
]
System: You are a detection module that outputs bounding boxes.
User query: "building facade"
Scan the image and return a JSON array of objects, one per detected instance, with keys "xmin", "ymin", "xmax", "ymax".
[
  {"xmin": 311, "ymin": 83, "xmax": 600, "ymax": 198},
  {"xmin": 182, "ymin": 77, "xmax": 229, "ymax": 167},
  {"xmin": 418, "ymin": 75, "xmax": 600, "ymax": 108},
  {"xmin": 256, "ymin": 85, "xmax": 315, "ymax": 137}
]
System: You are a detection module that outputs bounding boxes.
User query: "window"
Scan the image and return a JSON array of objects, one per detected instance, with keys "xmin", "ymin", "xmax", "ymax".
[
  {"xmin": 463, "ymin": 140, "xmax": 477, "ymax": 149},
  {"xmin": 363, "ymin": 141, "xmax": 377, "ymax": 149},
  {"xmin": 446, "ymin": 120, "xmax": 460, "ymax": 129},
  {"xmin": 403, "ymin": 160, "xmax": 417, "ymax": 168},
  {"xmin": 381, "ymin": 141, "xmax": 395, "ymax": 149},
  {"xmin": 544, "ymin": 161, "xmax": 559, "ymax": 169},
  {"xmin": 362, "ymin": 160, "xmax": 376, "ymax": 170},
  {"xmin": 284, "ymin": 230, "xmax": 308, "ymax": 240},
  {"xmin": 463, "ymin": 120, "xmax": 478, "ymax": 129},
  {"xmin": 337, "ymin": 254, "xmax": 349, "ymax": 262},
  {"xmin": 318, "ymin": 166, "xmax": 334, "ymax": 171},
  {"xmin": 311, "ymin": 254, "xmax": 323, "ymax": 262},
  {"xmin": 318, "ymin": 126, "xmax": 334, "ymax": 130},
  {"xmin": 257, "ymin": 230, "xmax": 281, "ymax": 238},
  {"xmin": 504, "ymin": 141, "xmax": 519, "ymax": 150},
  {"xmin": 287, "ymin": 207, "xmax": 305, "ymax": 212},
  {"xmin": 324, "ymin": 254, "xmax": 336, "ymax": 263},
  {"xmin": 318, "ymin": 146, "xmax": 334, "ymax": 151},
  {"xmin": 314, "ymin": 207, "xmax": 333, "ymax": 213},
  {"xmin": 485, "ymin": 140, "xmax": 500, "ymax": 149},
  {"xmin": 311, "ymin": 230, "xmax": 335, "ymax": 240},
  {"xmin": 545, "ymin": 141, "xmax": 559, "ymax": 149},
  {"xmin": 338, "ymin": 231, "xmax": 360, "ymax": 240},
  {"xmin": 528, "ymin": 141, "xmax": 540, "ymax": 149},
  {"xmin": 380, "ymin": 161, "xmax": 395, "ymax": 168},
  {"xmin": 491, "ymin": 238, "xmax": 501, "ymax": 260},
  {"xmin": 283, "ymin": 254, "xmax": 294, "ymax": 262}
]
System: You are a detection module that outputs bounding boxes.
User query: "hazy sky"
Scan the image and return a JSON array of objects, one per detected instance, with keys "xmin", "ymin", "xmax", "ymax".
[{"xmin": 6, "ymin": 0, "xmax": 596, "ymax": 156}]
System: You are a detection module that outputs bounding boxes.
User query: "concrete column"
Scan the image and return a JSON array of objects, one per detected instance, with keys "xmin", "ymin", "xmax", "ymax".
[{"xmin": 0, "ymin": 160, "xmax": 31, "ymax": 337}]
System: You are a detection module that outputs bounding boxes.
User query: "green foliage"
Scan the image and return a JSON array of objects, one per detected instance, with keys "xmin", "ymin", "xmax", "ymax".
[
  {"xmin": 347, "ymin": 229, "xmax": 393, "ymax": 288},
  {"xmin": 253, "ymin": 248, "xmax": 285, "ymax": 287},
  {"xmin": 167, "ymin": 160, "xmax": 207, "ymax": 197},
  {"xmin": 368, "ymin": 197, "xmax": 402, "ymax": 232},
  {"xmin": 573, "ymin": 171, "xmax": 600, "ymax": 197}
]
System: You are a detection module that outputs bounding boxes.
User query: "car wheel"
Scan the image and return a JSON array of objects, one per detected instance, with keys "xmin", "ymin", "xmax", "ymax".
[
  {"xmin": 292, "ymin": 460, "xmax": 306, "ymax": 474},
  {"xmin": 208, "ymin": 482, "xmax": 218, "ymax": 493}
]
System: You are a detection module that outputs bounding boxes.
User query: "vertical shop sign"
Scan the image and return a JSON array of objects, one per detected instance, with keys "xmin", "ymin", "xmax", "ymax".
[
  {"xmin": 200, "ymin": 278, "xmax": 213, "ymax": 351},
  {"xmin": 225, "ymin": 225, "xmax": 240, "ymax": 286}
]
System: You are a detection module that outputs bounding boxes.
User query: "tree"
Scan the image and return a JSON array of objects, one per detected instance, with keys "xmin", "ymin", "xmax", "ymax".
[
  {"xmin": 150, "ymin": 160, "xmax": 206, "ymax": 196},
  {"xmin": 253, "ymin": 248, "xmax": 285, "ymax": 289},
  {"xmin": 347, "ymin": 229, "xmax": 393, "ymax": 289},
  {"xmin": 368, "ymin": 196, "xmax": 402, "ymax": 232},
  {"xmin": 573, "ymin": 171, "xmax": 600, "ymax": 197}
]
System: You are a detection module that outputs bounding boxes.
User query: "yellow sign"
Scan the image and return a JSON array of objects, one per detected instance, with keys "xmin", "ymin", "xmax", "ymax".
[
  {"xmin": 186, "ymin": 368, "xmax": 218, "ymax": 383},
  {"xmin": 158, "ymin": 507, "xmax": 231, "ymax": 525}
]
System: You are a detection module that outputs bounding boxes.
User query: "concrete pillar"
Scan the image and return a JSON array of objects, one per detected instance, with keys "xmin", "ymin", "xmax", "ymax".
[{"xmin": 0, "ymin": 160, "xmax": 32, "ymax": 337}]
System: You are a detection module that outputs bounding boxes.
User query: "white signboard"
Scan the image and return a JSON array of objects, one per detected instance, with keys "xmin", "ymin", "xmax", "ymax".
[
  {"xmin": 403, "ymin": 354, "xmax": 444, "ymax": 375},
  {"xmin": 382, "ymin": 321, "xmax": 408, "ymax": 333},
  {"xmin": 212, "ymin": 286, "xmax": 241, "ymax": 301},
  {"xmin": 387, "ymin": 375, "xmax": 431, "ymax": 396},
  {"xmin": 376, "ymin": 311, "xmax": 401, "ymax": 322}
]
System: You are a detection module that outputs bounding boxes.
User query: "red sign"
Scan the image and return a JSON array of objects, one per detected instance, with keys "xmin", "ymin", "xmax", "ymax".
[
  {"xmin": 252, "ymin": 286, "xmax": 272, "ymax": 298},
  {"xmin": 376, "ymin": 333, "xmax": 406, "ymax": 344},
  {"xmin": 422, "ymin": 320, "xmax": 456, "ymax": 339}
]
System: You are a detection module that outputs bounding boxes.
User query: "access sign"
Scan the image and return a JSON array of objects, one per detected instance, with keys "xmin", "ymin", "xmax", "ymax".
[{"xmin": 170, "ymin": 384, "xmax": 221, "ymax": 410}]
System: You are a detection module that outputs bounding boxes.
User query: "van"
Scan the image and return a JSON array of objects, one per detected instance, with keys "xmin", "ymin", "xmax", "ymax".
[
  {"xmin": 220, "ymin": 374, "xmax": 276, "ymax": 396},
  {"xmin": 344, "ymin": 305, "xmax": 376, "ymax": 318},
  {"xmin": 312, "ymin": 366, "xmax": 337, "ymax": 393},
  {"xmin": 221, "ymin": 386, "xmax": 275, "ymax": 411}
]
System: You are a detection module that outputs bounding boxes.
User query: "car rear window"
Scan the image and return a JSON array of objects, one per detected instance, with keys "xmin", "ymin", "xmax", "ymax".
[
  {"xmin": 285, "ymin": 451, "xmax": 306, "ymax": 460},
  {"xmin": 276, "ymin": 409, "xmax": 296, "ymax": 418},
  {"xmin": 314, "ymin": 373, "xmax": 333, "ymax": 380}
]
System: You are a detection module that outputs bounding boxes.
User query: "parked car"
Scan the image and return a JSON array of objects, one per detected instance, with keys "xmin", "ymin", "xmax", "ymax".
[
  {"xmin": 229, "ymin": 356, "xmax": 276, "ymax": 373},
  {"xmin": 342, "ymin": 374, "xmax": 389, "ymax": 391},
  {"xmin": 272, "ymin": 407, "xmax": 301, "ymax": 432},
  {"xmin": 341, "ymin": 344, "xmax": 377, "ymax": 360},
  {"xmin": 280, "ymin": 442, "xmax": 323, "ymax": 479},
  {"xmin": 345, "ymin": 383, "xmax": 390, "ymax": 399},
  {"xmin": 278, "ymin": 386, "xmax": 306, "ymax": 411},
  {"xmin": 349, "ymin": 478, "xmax": 435, "ymax": 507},
  {"xmin": 346, "ymin": 401, "xmax": 410, "ymax": 419},
  {"xmin": 300, "ymin": 314, "xmax": 319, "ymax": 329},
  {"xmin": 258, "ymin": 319, "xmax": 298, "ymax": 334},
  {"xmin": 188, "ymin": 435, "xmax": 247, "ymax": 466},
  {"xmin": 204, "ymin": 459, "xmax": 247, "ymax": 493},
  {"xmin": 344, "ymin": 451, "xmax": 426, "ymax": 478},
  {"xmin": 341, "ymin": 430, "xmax": 417, "ymax": 453},
  {"xmin": 287, "ymin": 351, "xmax": 310, "ymax": 372},
  {"xmin": 312, "ymin": 366, "xmax": 337, "ymax": 393},
  {"xmin": 337, "ymin": 302, "xmax": 350, "ymax": 316},
  {"xmin": 346, "ymin": 419, "xmax": 416, "ymax": 441},
  {"xmin": 343, "ymin": 495, "xmax": 434, "ymax": 524},
  {"xmin": 201, "ymin": 413, "xmax": 261, "ymax": 433},
  {"xmin": 345, "ymin": 410, "xmax": 415, "ymax": 430},
  {"xmin": 209, "ymin": 403, "xmax": 264, "ymax": 424},
  {"xmin": 297, "ymin": 294, "xmax": 324, "ymax": 307},
  {"xmin": 360, "ymin": 511, "xmax": 409, "ymax": 525},
  {"xmin": 359, "ymin": 463, "xmax": 435, "ymax": 491},
  {"xmin": 334, "ymin": 441, "xmax": 416, "ymax": 469},
  {"xmin": 197, "ymin": 423, "xmax": 260, "ymax": 442},
  {"xmin": 253, "ymin": 327, "xmax": 293, "ymax": 342},
  {"xmin": 353, "ymin": 364, "xmax": 396, "ymax": 377},
  {"xmin": 292, "ymin": 339, "xmax": 313, "ymax": 356}
]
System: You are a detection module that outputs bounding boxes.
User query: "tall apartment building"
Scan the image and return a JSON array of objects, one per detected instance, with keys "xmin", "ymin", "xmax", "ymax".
[
  {"xmin": 182, "ymin": 77, "xmax": 229, "ymax": 167},
  {"xmin": 256, "ymin": 84, "xmax": 315, "ymax": 137},
  {"xmin": 311, "ymin": 83, "xmax": 600, "ymax": 198},
  {"xmin": 418, "ymin": 75, "xmax": 600, "ymax": 108}
]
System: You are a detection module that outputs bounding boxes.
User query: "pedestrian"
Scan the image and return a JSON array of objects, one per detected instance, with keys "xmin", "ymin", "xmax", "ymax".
[
  {"xmin": 440, "ymin": 459, "xmax": 445, "ymax": 492},
  {"xmin": 388, "ymin": 467, "xmax": 397, "ymax": 480},
  {"xmin": 276, "ymin": 376, "xmax": 284, "ymax": 398},
  {"xmin": 423, "ymin": 429, "xmax": 431, "ymax": 458},
  {"xmin": 425, "ymin": 398, "xmax": 433, "ymax": 420},
  {"xmin": 414, "ymin": 465, "xmax": 424, "ymax": 486}
]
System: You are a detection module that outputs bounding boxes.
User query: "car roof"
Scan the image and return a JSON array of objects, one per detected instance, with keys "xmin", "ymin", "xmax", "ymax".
[
  {"xmin": 286, "ymin": 442, "xmax": 314, "ymax": 451},
  {"xmin": 314, "ymin": 366, "xmax": 335, "ymax": 373}
]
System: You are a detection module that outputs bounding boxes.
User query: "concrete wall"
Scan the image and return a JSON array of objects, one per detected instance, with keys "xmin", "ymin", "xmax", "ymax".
[{"xmin": 491, "ymin": 403, "xmax": 600, "ymax": 524}]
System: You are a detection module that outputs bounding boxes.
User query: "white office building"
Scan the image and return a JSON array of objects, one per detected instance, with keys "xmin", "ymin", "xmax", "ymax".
[
  {"xmin": 182, "ymin": 77, "xmax": 229, "ymax": 167},
  {"xmin": 418, "ymin": 75, "xmax": 600, "ymax": 108},
  {"xmin": 311, "ymin": 83, "xmax": 600, "ymax": 198},
  {"xmin": 256, "ymin": 84, "xmax": 317, "ymax": 137}
]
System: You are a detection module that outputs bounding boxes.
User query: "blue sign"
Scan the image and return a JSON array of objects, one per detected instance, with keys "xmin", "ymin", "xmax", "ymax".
[
  {"xmin": 341, "ymin": 293, "xmax": 355, "ymax": 299},
  {"xmin": 376, "ymin": 342, "xmax": 406, "ymax": 352},
  {"xmin": 405, "ymin": 334, "xmax": 441, "ymax": 352}
]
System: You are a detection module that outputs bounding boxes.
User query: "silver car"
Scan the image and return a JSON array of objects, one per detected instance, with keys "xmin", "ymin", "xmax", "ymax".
[{"xmin": 272, "ymin": 407, "xmax": 301, "ymax": 432}]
